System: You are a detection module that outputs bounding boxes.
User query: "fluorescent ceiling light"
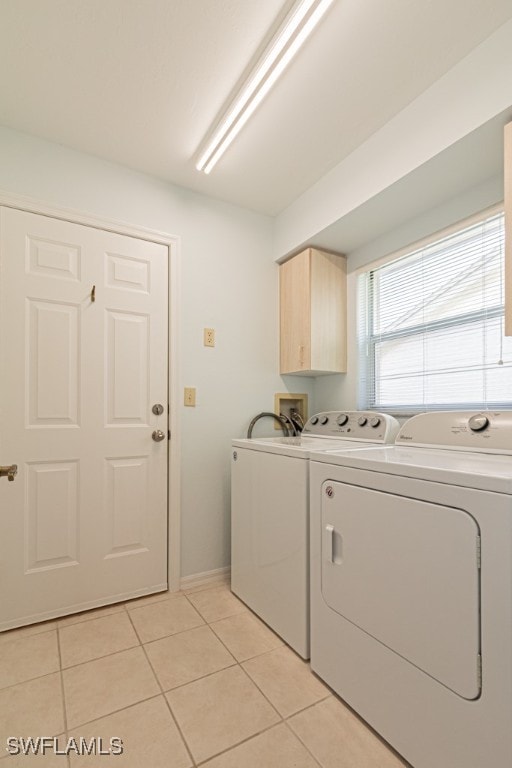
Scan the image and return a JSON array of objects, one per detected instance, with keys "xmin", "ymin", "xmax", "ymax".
[{"xmin": 196, "ymin": 0, "xmax": 334, "ymax": 174}]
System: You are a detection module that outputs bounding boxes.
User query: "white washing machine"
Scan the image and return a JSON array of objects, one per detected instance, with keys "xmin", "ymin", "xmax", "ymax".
[
  {"xmin": 231, "ymin": 411, "xmax": 399, "ymax": 659},
  {"xmin": 310, "ymin": 411, "xmax": 512, "ymax": 768}
]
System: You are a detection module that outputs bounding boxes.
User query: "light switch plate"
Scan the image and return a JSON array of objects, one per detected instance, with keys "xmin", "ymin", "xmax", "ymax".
[{"xmin": 184, "ymin": 387, "xmax": 196, "ymax": 407}]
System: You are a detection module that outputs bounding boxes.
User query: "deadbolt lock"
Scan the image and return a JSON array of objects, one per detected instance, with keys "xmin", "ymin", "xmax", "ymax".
[
  {"xmin": 152, "ymin": 403, "xmax": 164, "ymax": 416},
  {"xmin": 0, "ymin": 464, "xmax": 17, "ymax": 482}
]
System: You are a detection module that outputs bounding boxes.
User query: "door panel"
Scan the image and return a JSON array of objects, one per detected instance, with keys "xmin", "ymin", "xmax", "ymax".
[
  {"xmin": 26, "ymin": 235, "xmax": 81, "ymax": 280},
  {"xmin": 106, "ymin": 310, "xmax": 150, "ymax": 424},
  {"xmin": 26, "ymin": 460, "xmax": 79, "ymax": 572},
  {"xmin": 106, "ymin": 252, "xmax": 149, "ymax": 292},
  {"xmin": 28, "ymin": 300, "xmax": 80, "ymax": 425},
  {"xmin": 0, "ymin": 207, "xmax": 168, "ymax": 630},
  {"xmin": 104, "ymin": 456, "xmax": 149, "ymax": 557},
  {"xmin": 321, "ymin": 481, "xmax": 481, "ymax": 700}
]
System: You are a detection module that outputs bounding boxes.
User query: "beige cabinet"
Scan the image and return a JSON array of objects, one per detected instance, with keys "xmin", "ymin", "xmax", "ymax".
[
  {"xmin": 505, "ymin": 121, "xmax": 512, "ymax": 335},
  {"xmin": 279, "ymin": 247, "xmax": 346, "ymax": 375}
]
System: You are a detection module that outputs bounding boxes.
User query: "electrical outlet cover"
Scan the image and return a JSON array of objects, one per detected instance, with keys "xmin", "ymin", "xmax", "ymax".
[{"xmin": 204, "ymin": 328, "xmax": 215, "ymax": 347}]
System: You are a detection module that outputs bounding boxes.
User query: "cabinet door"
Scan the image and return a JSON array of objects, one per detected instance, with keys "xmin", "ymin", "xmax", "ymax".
[
  {"xmin": 505, "ymin": 120, "xmax": 512, "ymax": 335},
  {"xmin": 280, "ymin": 249, "xmax": 311, "ymax": 373},
  {"xmin": 310, "ymin": 250, "xmax": 347, "ymax": 372}
]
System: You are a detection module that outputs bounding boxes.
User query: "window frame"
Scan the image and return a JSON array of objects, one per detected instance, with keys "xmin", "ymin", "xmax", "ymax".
[{"xmin": 359, "ymin": 205, "xmax": 507, "ymax": 415}]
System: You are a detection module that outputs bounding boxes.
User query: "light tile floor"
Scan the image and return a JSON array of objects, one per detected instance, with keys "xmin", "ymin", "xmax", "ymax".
[{"xmin": 0, "ymin": 581, "xmax": 409, "ymax": 767}]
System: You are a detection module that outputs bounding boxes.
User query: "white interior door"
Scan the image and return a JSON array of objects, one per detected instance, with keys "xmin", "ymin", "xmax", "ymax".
[{"xmin": 0, "ymin": 207, "xmax": 169, "ymax": 630}]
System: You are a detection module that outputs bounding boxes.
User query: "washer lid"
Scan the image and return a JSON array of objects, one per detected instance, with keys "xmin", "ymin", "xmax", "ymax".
[
  {"xmin": 311, "ymin": 445, "xmax": 512, "ymax": 493},
  {"xmin": 232, "ymin": 436, "xmax": 378, "ymax": 459}
]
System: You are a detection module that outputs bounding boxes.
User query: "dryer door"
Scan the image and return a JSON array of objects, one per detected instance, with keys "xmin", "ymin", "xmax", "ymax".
[{"xmin": 321, "ymin": 481, "xmax": 481, "ymax": 700}]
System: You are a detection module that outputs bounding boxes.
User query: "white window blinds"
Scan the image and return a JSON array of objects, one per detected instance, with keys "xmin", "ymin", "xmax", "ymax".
[{"xmin": 358, "ymin": 211, "xmax": 511, "ymax": 412}]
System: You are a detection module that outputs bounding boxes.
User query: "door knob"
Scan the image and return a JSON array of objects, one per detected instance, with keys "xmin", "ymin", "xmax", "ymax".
[
  {"xmin": 152, "ymin": 430, "xmax": 166, "ymax": 442},
  {"xmin": 0, "ymin": 464, "xmax": 17, "ymax": 481}
]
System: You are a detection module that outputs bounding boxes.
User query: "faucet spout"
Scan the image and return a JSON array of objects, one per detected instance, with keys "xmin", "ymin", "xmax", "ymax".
[{"xmin": 247, "ymin": 412, "xmax": 292, "ymax": 439}]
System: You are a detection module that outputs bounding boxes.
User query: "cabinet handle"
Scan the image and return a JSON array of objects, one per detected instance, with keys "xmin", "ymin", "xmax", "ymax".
[{"xmin": 299, "ymin": 345, "xmax": 304, "ymax": 366}]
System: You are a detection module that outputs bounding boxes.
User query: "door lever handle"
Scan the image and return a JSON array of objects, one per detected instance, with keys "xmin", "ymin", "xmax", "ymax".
[{"xmin": 0, "ymin": 464, "xmax": 17, "ymax": 481}]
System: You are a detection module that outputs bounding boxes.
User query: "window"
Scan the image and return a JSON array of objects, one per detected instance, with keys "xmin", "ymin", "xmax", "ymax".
[{"xmin": 358, "ymin": 210, "xmax": 512, "ymax": 413}]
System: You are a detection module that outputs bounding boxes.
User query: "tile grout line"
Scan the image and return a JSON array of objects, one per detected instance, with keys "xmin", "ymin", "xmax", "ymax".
[
  {"xmin": 0, "ymin": 628, "xmax": 63, "ymax": 693},
  {"xmin": 56, "ymin": 640, "xmax": 142, "ymax": 674},
  {"xmin": 205, "ymin": 615, "xmax": 284, "ymax": 663},
  {"xmin": 3, "ymin": 587, "xmax": 404, "ymax": 767},
  {"xmin": 282, "ymin": 719, "xmax": 324, "ymax": 768},
  {"xmin": 0, "ymin": 647, "xmax": 329, "ymax": 766},
  {"xmin": 55, "ymin": 622, "xmax": 71, "ymax": 768},
  {"xmin": 56, "ymin": 586, "xmax": 194, "ymax": 631},
  {"xmin": 189, "ymin": 588, "xmax": 337, "ymax": 764},
  {"xmin": 285, "ymin": 695, "xmax": 409, "ymax": 768},
  {"xmin": 0, "ymin": 592, "xmax": 316, "ymax": 700},
  {"xmin": 56, "ymin": 605, "xmax": 126, "ymax": 630},
  {"xmin": 125, "ymin": 604, "xmax": 197, "ymax": 768},
  {"xmin": 126, "ymin": 620, "xmax": 207, "ymax": 645},
  {"xmin": 0, "ymin": 666, "xmax": 64, "ymax": 695},
  {"xmin": 181, "ymin": 579, "xmax": 231, "ymax": 597},
  {"xmin": 167, "ymin": 592, "xmax": 292, "ymax": 766},
  {"xmin": 157, "ymin": 659, "xmax": 239, "ymax": 694},
  {"xmin": 236, "ymin": 662, "xmax": 284, "ymax": 720},
  {"xmin": 284, "ymin": 692, "xmax": 332, "ymax": 720},
  {"xmin": 16, "ymin": 605, "xmax": 235, "ymax": 685},
  {"xmin": 65, "ymin": 692, "xmax": 173, "ymax": 733},
  {"xmin": 190, "ymin": 603, "xmax": 297, "ymax": 763},
  {"xmin": 0, "ymin": 621, "xmax": 58, "ymax": 642},
  {"xmin": 194, "ymin": 606, "xmax": 277, "ymax": 666},
  {"xmin": 0, "ymin": 581, "xmax": 226, "ymax": 639},
  {"xmin": 0, "ymin": 621, "xmax": 147, "ymax": 693},
  {"xmin": 193, "ymin": 721, "xmax": 289, "ymax": 767}
]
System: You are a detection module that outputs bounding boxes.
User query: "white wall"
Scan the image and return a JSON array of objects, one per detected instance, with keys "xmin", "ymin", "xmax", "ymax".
[{"xmin": 0, "ymin": 125, "xmax": 315, "ymax": 578}]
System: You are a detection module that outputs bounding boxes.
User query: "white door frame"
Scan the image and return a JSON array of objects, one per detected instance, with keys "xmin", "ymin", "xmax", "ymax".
[{"xmin": 0, "ymin": 190, "xmax": 181, "ymax": 592}]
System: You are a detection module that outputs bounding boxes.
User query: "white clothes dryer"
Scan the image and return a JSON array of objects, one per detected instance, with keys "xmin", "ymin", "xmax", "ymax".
[
  {"xmin": 231, "ymin": 411, "xmax": 399, "ymax": 659},
  {"xmin": 310, "ymin": 411, "xmax": 512, "ymax": 768}
]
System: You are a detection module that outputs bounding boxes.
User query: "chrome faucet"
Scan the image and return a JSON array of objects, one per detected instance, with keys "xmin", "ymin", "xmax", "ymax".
[{"xmin": 247, "ymin": 412, "xmax": 294, "ymax": 438}]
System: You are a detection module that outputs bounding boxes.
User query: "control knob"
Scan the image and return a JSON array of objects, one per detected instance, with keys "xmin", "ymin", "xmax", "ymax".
[
  {"xmin": 310, "ymin": 416, "xmax": 319, "ymax": 425},
  {"xmin": 370, "ymin": 416, "xmax": 381, "ymax": 428},
  {"xmin": 468, "ymin": 414, "xmax": 489, "ymax": 432},
  {"xmin": 357, "ymin": 416, "xmax": 368, "ymax": 426},
  {"xmin": 336, "ymin": 414, "xmax": 349, "ymax": 426},
  {"xmin": 320, "ymin": 416, "xmax": 329, "ymax": 425}
]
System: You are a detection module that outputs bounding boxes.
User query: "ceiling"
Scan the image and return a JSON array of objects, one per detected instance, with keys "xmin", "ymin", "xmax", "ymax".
[{"xmin": 1, "ymin": 0, "xmax": 512, "ymax": 216}]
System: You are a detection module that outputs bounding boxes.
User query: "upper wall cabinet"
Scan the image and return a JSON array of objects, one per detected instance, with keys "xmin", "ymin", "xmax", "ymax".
[
  {"xmin": 505, "ymin": 121, "xmax": 512, "ymax": 336},
  {"xmin": 280, "ymin": 247, "xmax": 347, "ymax": 376}
]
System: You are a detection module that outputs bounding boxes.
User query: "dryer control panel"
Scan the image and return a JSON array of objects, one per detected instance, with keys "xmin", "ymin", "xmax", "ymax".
[
  {"xmin": 302, "ymin": 411, "xmax": 399, "ymax": 443},
  {"xmin": 395, "ymin": 411, "xmax": 512, "ymax": 454}
]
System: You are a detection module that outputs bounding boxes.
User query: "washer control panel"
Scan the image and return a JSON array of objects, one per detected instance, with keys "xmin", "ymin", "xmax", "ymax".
[
  {"xmin": 303, "ymin": 411, "xmax": 400, "ymax": 443},
  {"xmin": 395, "ymin": 411, "xmax": 512, "ymax": 453}
]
